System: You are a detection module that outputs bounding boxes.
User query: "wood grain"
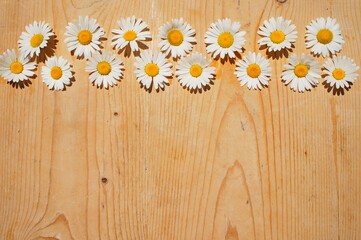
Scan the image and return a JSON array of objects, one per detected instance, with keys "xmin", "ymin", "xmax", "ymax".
[{"xmin": 0, "ymin": 0, "xmax": 361, "ymax": 239}]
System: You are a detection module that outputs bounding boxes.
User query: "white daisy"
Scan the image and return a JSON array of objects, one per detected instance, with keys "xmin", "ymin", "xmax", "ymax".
[
  {"xmin": 281, "ymin": 54, "xmax": 321, "ymax": 92},
  {"xmin": 205, "ymin": 18, "xmax": 246, "ymax": 60},
  {"xmin": 323, "ymin": 56, "xmax": 359, "ymax": 90},
  {"xmin": 305, "ymin": 17, "xmax": 344, "ymax": 57},
  {"xmin": 175, "ymin": 52, "xmax": 216, "ymax": 91},
  {"xmin": 41, "ymin": 56, "xmax": 73, "ymax": 91},
  {"xmin": 64, "ymin": 16, "xmax": 105, "ymax": 59},
  {"xmin": 158, "ymin": 18, "xmax": 196, "ymax": 59},
  {"xmin": 85, "ymin": 51, "xmax": 124, "ymax": 89},
  {"xmin": 111, "ymin": 16, "xmax": 151, "ymax": 55},
  {"xmin": 258, "ymin": 17, "xmax": 297, "ymax": 52},
  {"xmin": 234, "ymin": 52, "xmax": 271, "ymax": 90},
  {"xmin": 18, "ymin": 21, "xmax": 54, "ymax": 58},
  {"xmin": 0, "ymin": 49, "xmax": 36, "ymax": 83},
  {"xmin": 134, "ymin": 50, "xmax": 172, "ymax": 91}
]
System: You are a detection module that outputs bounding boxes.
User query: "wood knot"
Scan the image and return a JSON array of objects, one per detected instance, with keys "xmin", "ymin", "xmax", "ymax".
[
  {"xmin": 277, "ymin": 0, "xmax": 287, "ymax": 3},
  {"xmin": 101, "ymin": 177, "xmax": 108, "ymax": 183},
  {"xmin": 113, "ymin": 112, "xmax": 119, "ymax": 116}
]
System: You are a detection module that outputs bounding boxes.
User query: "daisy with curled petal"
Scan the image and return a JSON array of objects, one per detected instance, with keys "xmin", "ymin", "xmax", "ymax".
[
  {"xmin": 18, "ymin": 21, "xmax": 54, "ymax": 58},
  {"xmin": 134, "ymin": 50, "xmax": 172, "ymax": 91},
  {"xmin": 111, "ymin": 16, "xmax": 151, "ymax": 54},
  {"xmin": 234, "ymin": 52, "xmax": 271, "ymax": 90},
  {"xmin": 41, "ymin": 56, "xmax": 73, "ymax": 91},
  {"xmin": 281, "ymin": 54, "xmax": 321, "ymax": 92},
  {"xmin": 305, "ymin": 17, "xmax": 344, "ymax": 57},
  {"xmin": 64, "ymin": 16, "xmax": 105, "ymax": 59},
  {"xmin": 175, "ymin": 52, "xmax": 216, "ymax": 91},
  {"xmin": 323, "ymin": 56, "xmax": 359, "ymax": 90},
  {"xmin": 85, "ymin": 51, "xmax": 124, "ymax": 89},
  {"xmin": 158, "ymin": 18, "xmax": 196, "ymax": 59},
  {"xmin": 258, "ymin": 17, "xmax": 297, "ymax": 52},
  {"xmin": 0, "ymin": 49, "xmax": 36, "ymax": 83},
  {"xmin": 205, "ymin": 18, "xmax": 246, "ymax": 60}
]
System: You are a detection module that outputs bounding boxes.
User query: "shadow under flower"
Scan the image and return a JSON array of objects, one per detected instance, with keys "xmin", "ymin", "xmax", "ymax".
[
  {"xmin": 69, "ymin": 37, "xmax": 107, "ymax": 60},
  {"xmin": 138, "ymin": 76, "xmax": 172, "ymax": 94},
  {"xmin": 31, "ymin": 35, "xmax": 58, "ymax": 64},
  {"xmin": 185, "ymin": 77, "xmax": 216, "ymax": 94},
  {"xmin": 260, "ymin": 44, "xmax": 295, "ymax": 60},
  {"xmin": 322, "ymin": 79, "xmax": 351, "ymax": 96},
  {"xmin": 213, "ymin": 50, "xmax": 243, "ymax": 65},
  {"xmin": 9, "ymin": 79, "xmax": 33, "ymax": 89},
  {"xmin": 115, "ymin": 39, "xmax": 151, "ymax": 58},
  {"xmin": 90, "ymin": 75, "xmax": 123, "ymax": 90},
  {"xmin": 9, "ymin": 68, "xmax": 38, "ymax": 89}
]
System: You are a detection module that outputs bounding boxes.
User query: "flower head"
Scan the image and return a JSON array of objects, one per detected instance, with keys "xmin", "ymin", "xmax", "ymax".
[
  {"xmin": 111, "ymin": 16, "xmax": 151, "ymax": 55},
  {"xmin": 158, "ymin": 18, "xmax": 196, "ymax": 59},
  {"xmin": 234, "ymin": 52, "xmax": 271, "ymax": 90},
  {"xmin": 41, "ymin": 56, "xmax": 73, "ymax": 91},
  {"xmin": 258, "ymin": 17, "xmax": 297, "ymax": 52},
  {"xmin": 0, "ymin": 49, "xmax": 36, "ymax": 83},
  {"xmin": 18, "ymin": 21, "xmax": 54, "ymax": 58},
  {"xmin": 85, "ymin": 51, "xmax": 124, "ymax": 89},
  {"xmin": 281, "ymin": 54, "xmax": 321, "ymax": 92},
  {"xmin": 323, "ymin": 56, "xmax": 359, "ymax": 90},
  {"xmin": 205, "ymin": 18, "xmax": 246, "ymax": 60},
  {"xmin": 64, "ymin": 16, "xmax": 105, "ymax": 59},
  {"xmin": 134, "ymin": 50, "xmax": 172, "ymax": 91},
  {"xmin": 175, "ymin": 52, "xmax": 215, "ymax": 91},
  {"xmin": 305, "ymin": 17, "xmax": 344, "ymax": 57}
]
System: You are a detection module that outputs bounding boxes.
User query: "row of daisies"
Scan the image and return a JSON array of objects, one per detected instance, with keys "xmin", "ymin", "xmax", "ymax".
[{"xmin": 0, "ymin": 16, "xmax": 359, "ymax": 92}]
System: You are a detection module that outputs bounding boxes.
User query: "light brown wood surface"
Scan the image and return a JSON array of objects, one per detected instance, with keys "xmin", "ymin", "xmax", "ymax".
[{"xmin": 0, "ymin": 0, "xmax": 361, "ymax": 239}]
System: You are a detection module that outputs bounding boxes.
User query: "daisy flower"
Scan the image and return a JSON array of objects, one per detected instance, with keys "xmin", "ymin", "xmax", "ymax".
[
  {"xmin": 158, "ymin": 18, "xmax": 196, "ymax": 59},
  {"xmin": 234, "ymin": 52, "xmax": 271, "ymax": 90},
  {"xmin": 175, "ymin": 52, "xmax": 216, "ymax": 91},
  {"xmin": 18, "ymin": 21, "xmax": 54, "ymax": 58},
  {"xmin": 305, "ymin": 17, "xmax": 344, "ymax": 57},
  {"xmin": 281, "ymin": 54, "xmax": 321, "ymax": 92},
  {"xmin": 41, "ymin": 56, "xmax": 73, "ymax": 91},
  {"xmin": 323, "ymin": 56, "xmax": 359, "ymax": 90},
  {"xmin": 205, "ymin": 18, "xmax": 246, "ymax": 60},
  {"xmin": 0, "ymin": 49, "xmax": 36, "ymax": 83},
  {"xmin": 258, "ymin": 17, "xmax": 297, "ymax": 52},
  {"xmin": 111, "ymin": 16, "xmax": 151, "ymax": 55},
  {"xmin": 64, "ymin": 16, "xmax": 105, "ymax": 59},
  {"xmin": 134, "ymin": 50, "xmax": 172, "ymax": 91},
  {"xmin": 85, "ymin": 51, "xmax": 124, "ymax": 89}
]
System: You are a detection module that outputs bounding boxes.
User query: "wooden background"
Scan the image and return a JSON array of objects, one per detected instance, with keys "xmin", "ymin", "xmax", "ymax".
[{"xmin": 0, "ymin": 0, "xmax": 361, "ymax": 239}]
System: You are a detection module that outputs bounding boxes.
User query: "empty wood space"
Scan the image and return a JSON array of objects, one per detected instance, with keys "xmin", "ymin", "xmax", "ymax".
[{"xmin": 0, "ymin": 0, "xmax": 360, "ymax": 239}]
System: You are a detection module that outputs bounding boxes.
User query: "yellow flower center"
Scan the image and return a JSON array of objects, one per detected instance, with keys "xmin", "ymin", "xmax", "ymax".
[
  {"xmin": 189, "ymin": 64, "xmax": 203, "ymax": 77},
  {"xmin": 270, "ymin": 30, "xmax": 285, "ymax": 44},
  {"xmin": 78, "ymin": 30, "xmax": 93, "ymax": 45},
  {"xmin": 247, "ymin": 63, "xmax": 261, "ymax": 78},
  {"xmin": 10, "ymin": 61, "xmax": 23, "ymax": 74},
  {"xmin": 317, "ymin": 29, "xmax": 333, "ymax": 44},
  {"xmin": 218, "ymin": 32, "xmax": 234, "ymax": 48},
  {"xmin": 50, "ymin": 66, "xmax": 63, "ymax": 80},
  {"xmin": 294, "ymin": 64, "xmax": 309, "ymax": 78},
  {"xmin": 30, "ymin": 34, "xmax": 44, "ymax": 48},
  {"xmin": 123, "ymin": 30, "xmax": 137, "ymax": 41},
  {"xmin": 144, "ymin": 63, "xmax": 159, "ymax": 77},
  {"xmin": 332, "ymin": 68, "xmax": 345, "ymax": 80},
  {"xmin": 97, "ymin": 61, "xmax": 111, "ymax": 75},
  {"xmin": 167, "ymin": 29, "xmax": 184, "ymax": 46}
]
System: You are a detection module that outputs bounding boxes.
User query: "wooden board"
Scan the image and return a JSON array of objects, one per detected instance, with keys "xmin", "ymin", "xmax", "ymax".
[{"xmin": 0, "ymin": 0, "xmax": 361, "ymax": 239}]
